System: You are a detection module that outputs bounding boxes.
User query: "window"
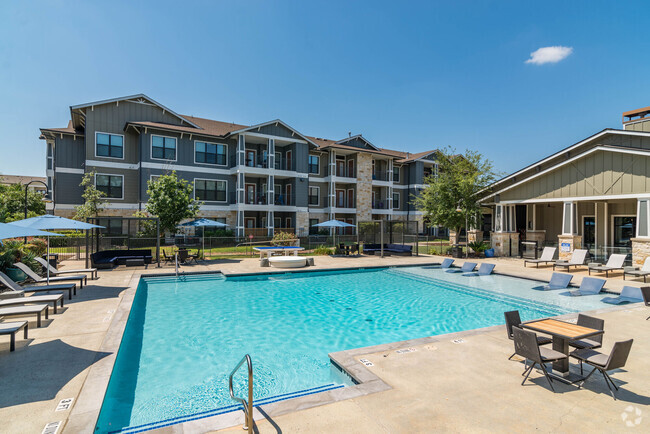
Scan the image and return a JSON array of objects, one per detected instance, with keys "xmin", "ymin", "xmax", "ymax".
[
  {"xmin": 47, "ymin": 176, "xmax": 53, "ymax": 197},
  {"xmin": 97, "ymin": 218, "xmax": 123, "ymax": 236},
  {"xmin": 393, "ymin": 166, "xmax": 400, "ymax": 183},
  {"xmin": 215, "ymin": 218, "xmax": 227, "ymax": 225},
  {"xmin": 393, "ymin": 192, "xmax": 400, "ymax": 209},
  {"xmin": 96, "ymin": 133, "xmax": 123, "ymax": 158},
  {"xmin": 309, "ymin": 218, "xmax": 319, "ymax": 234},
  {"xmin": 95, "ymin": 174, "xmax": 123, "ymax": 199},
  {"xmin": 195, "ymin": 179, "xmax": 227, "ymax": 202},
  {"xmin": 151, "ymin": 135, "xmax": 176, "ymax": 160},
  {"xmin": 308, "ymin": 155, "xmax": 320, "ymax": 174},
  {"xmin": 614, "ymin": 216, "xmax": 636, "ymax": 247},
  {"xmin": 46, "ymin": 142, "xmax": 54, "ymax": 170},
  {"xmin": 195, "ymin": 142, "xmax": 226, "ymax": 165},
  {"xmin": 638, "ymin": 200, "xmax": 649, "ymax": 238},
  {"xmin": 308, "ymin": 186, "xmax": 319, "ymax": 206}
]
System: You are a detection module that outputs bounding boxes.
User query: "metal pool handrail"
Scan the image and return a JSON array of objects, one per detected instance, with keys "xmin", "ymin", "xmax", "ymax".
[{"xmin": 229, "ymin": 354, "xmax": 253, "ymax": 433}]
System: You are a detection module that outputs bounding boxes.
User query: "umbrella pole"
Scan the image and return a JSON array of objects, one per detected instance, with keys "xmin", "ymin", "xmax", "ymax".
[
  {"xmin": 203, "ymin": 226, "xmax": 205, "ymax": 260},
  {"xmin": 47, "ymin": 235, "xmax": 50, "ymax": 284}
]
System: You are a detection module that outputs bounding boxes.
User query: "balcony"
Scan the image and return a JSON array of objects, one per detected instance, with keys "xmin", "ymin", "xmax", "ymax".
[
  {"xmin": 333, "ymin": 166, "xmax": 356, "ymax": 178},
  {"xmin": 372, "ymin": 170, "xmax": 389, "ymax": 182},
  {"xmin": 308, "ymin": 195, "xmax": 328, "ymax": 208},
  {"xmin": 231, "ymin": 192, "xmax": 296, "ymax": 206}
]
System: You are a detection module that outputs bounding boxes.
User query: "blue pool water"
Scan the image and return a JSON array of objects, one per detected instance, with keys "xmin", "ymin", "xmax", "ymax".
[{"xmin": 96, "ymin": 267, "xmax": 609, "ymax": 433}]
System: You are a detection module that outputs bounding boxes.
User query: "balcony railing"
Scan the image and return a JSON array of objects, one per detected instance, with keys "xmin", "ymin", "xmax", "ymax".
[
  {"xmin": 231, "ymin": 192, "xmax": 296, "ymax": 206},
  {"xmin": 372, "ymin": 170, "xmax": 389, "ymax": 181},
  {"xmin": 333, "ymin": 167, "xmax": 356, "ymax": 178},
  {"xmin": 228, "ymin": 154, "xmax": 295, "ymax": 171}
]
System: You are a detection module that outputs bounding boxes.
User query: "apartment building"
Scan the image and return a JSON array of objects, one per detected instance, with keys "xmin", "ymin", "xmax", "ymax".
[{"xmin": 39, "ymin": 94, "xmax": 438, "ymax": 236}]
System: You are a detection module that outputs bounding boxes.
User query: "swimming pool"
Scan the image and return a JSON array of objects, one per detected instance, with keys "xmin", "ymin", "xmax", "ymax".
[{"xmin": 96, "ymin": 266, "xmax": 609, "ymax": 433}]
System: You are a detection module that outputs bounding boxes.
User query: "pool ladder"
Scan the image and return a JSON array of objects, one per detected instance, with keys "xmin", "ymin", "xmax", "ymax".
[{"xmin": 229, "ymin": 354, "xmax": 253, "ymax": 433}]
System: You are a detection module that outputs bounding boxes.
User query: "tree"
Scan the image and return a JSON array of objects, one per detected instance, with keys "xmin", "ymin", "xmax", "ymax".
[
  {"xmin": 0, "ymin": 183, "xmax": 46, "ymax": 223},
  {"xmin": 413, "ymin": 147, "xmax": 498, "ymax": 235},
  {"xmin": 144, "ymin": 171, "xmax": 201, "ymax": 234},
  {"xmin": 75, "ymin": 171, "xmax": 106, "ymax": 220}
]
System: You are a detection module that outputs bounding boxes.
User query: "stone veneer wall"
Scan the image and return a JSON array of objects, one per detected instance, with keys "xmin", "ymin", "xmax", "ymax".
[
  {"xmin": 557, "ymin": 234, "xmax": 582, "ymax": 261},
  {"xmin": 296, "ymin": 211, "xmax": 309, "ymax": 235},
  {"xmin": 630, "ymin": 238, "xmax": 650, "ymax": 266},
  {"xmin": 490, "ymin": 232, "xmax": 519, "ymax": 257},
  {"xmin": 356, "ymin": 152, "xmax": 373, "ymax": 221}
]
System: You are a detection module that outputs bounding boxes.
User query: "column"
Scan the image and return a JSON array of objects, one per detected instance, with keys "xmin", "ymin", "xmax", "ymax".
[
  {"xmin": 557, "ymin": 201, "xmax": 581, "ymax": 260},
  {"xmin": 237, "ymin": 135, "xmax": 245, "ymax": 166},
  {"xmin": 236, "ymin": 171, "xmax": 245, "ymax": 237},
  {"xmin": 268, "ymin": 138, "xmax": 275, "ymax": 169},
  {"xmin": 632, "ymin": 198, "xmax": 650, "ymax": 266}
]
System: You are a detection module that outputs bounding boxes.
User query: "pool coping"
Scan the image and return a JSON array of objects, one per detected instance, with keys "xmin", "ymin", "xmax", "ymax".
[{"xmin": 64, "ymin": 262, "xmax": 630, "ymax": 433}]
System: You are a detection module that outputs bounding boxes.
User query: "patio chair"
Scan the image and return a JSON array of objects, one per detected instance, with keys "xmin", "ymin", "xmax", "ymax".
[
  {"xmin": 504, "ymin": 311, "xmax": 551, "ymax": 360},
  {"xmin": 570, "ymin": 339, "xmax": 634, "ymax": 400},
  {"xmin": 0, "ymin": 271, "xmax": 77, "ymax": 300},
  {"xmin": 567, "ymin": 277, "xmax": 606, "ymax": 296},
  {"xmin": 569, "ymin": 314, "xmax": 604, "ymax": 352},
  {"xmin": 642, "ymin": 286, "xmax": 650, "ymax": 320},
  {"xmin": 552, "ymin": 249, "xmax": 588, "ymax": 271},
  {"xmin": 623, "ymin": 257, "xmax": 650, "ymax": 282},
  {"xmin": 446, "ymin": 261, "xmax": 477, "ymax": 273},
  {"xmin": 588, "ymin": 254, "xmax": 627, "ymax": 277},
  {"xmin": 177, "ymin": 249, "xmax": 189, "ymax": 264},
  {"xmin": 162, "ymin": 249, "xmax": 175, "ymax": 265},
  {"xmin": 35, "ymin": 257, "xmax": 98, "ymax": 280},
  {"xmin": 0, "ymin": 321, "xmax": 28, "ymax": 351},
  {"xmin": 513, "ymin": 326, "xmax": 567, "ymax": 392},
  {"xmin": 13, "ymin": 262, "xmax": 86, "ymax": 288},
  {"xmin": 464, "ymin": 263, "xmax": 495, "ymax": 276},
  {"xmin": 0, "ymin": 293, "xmax": 65, "ymax": 314},
  {"xmin": 532, "ymin": 272, "xmax": 573, "ymax": 291},
  {"xmin": 523, "ymin": 247, "xmax": 556, "ymax": 268},
  {"xmin": 601, "ymin": 286, "xmax": 643, "ymax": 305}
]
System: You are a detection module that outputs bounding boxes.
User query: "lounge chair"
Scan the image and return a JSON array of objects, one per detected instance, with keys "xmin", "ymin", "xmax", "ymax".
[
  {"xmin": 642, "ymin": 286, "xmax": 650, "ymax": 320},
  {"xmin": 0, "ymin": 271, "xmax": 76, "ymax": 300},
  {"xmin": 523, "ymin": 247, "xmax": 556, "ymax": 268},
  {"xmin": 567, "ymin": 277, "xmax": 606, "ymax": 296},
  {"xmin": 569, "ymin": 314, "xmax": 604, "ymax": 351},
  {"xmin": 601, "ymin": 286, "xmax": 643, "ymax": 305},
  {"xmin": 571, "ymin": 339, "xmax": 634, "ymax": 400},
  {"xmin": 552, "ymin": 249, "xmax": 588, "ymax": 271},
  {"xmin": 464, "ymin": 263, "xmax": 495, "ymax": 276},
  {"xmin": 532, "ymin": 272, "xmax": 573, "ymax": 291},
  {"xmin": 504, "ymin": 311, "xmax": 551, "ymax": 360},
  {"xmin": 162, "ymin": 249, "xmax": 175, "ymax": 265},
  {"xmin": 426, "ymin": 258, "xmax": 454, "ymax": 269},
  {"xmin": 13, "ymin": 262, "xmax": 86, "ymax": 288},
  {"xmin": 0, "ymin": 304, "xmax": 49, "ymax": 327},
  {"xmin": 446, "ymin": 262, "xmax": 477, "ymax": 273},
  {"xmin": 35, "ymin": 257, "xmax": 97, "ymax": 280},
  {"xmin": 623, "ymin": 257, "xmax": 650, "ymax": 282},
  {"xmin": 0, "ymin": 293, "xmax": 64, "ymax": 314},
  {"xmin": 587, "ymin": 254, "xmax": 627, "ymax": 277},
  {"xmin": 0, "ymin": 321, "xmax": 28, "ymax": 351},
  {"xmin": 513, "ymin": 327, "xmax": 567, "ymax": 392}
]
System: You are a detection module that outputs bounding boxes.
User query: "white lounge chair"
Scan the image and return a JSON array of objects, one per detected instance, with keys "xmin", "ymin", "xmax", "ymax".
[
  {"xmin": 0, "ymin": 293, "xmax": 65, "ymax": 314},
  {"xmin": 524, "ymin": 247, "xmax": 556, "ymax": 268},
  {"xmin": 0, "ymin": 304, "xmax": 49, "ymax": 327},
  {"xmin": 601, "ymin": 286, "xmax": 644, "ymax": 305},
  {"xmin": 35, "ymin": 257, "xmax": 97, "ymax": 280},
  {"xmin": 13, "ymin": 262, "xmax": 86, "ymax": 288},
  {"xmin": 553, "ymin": 249, "xmax": 588, "ymax": 272},
  {"xmin": 623, "ymin": 257, "xmax": 650, "ymax": 282},
  {"xmin": 0, "ymin": 271, "xmax": 77, "ymax": 300},
  {"xmin": 0, "ymin": 321, "xmax": 28, "ymax": 351},
  {"xmin": 588, "ymin": 254, "xmax": 627, "ymax": 277}
]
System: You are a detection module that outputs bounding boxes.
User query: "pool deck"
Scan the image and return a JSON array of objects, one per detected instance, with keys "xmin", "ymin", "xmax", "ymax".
[{"xmin": 0, "ymin": 254, "xmax": 648, "ymax": 433}]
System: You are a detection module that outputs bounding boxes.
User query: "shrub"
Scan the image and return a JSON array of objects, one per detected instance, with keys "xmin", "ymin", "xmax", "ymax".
[
  {"xmin": 205, "ymin": 229, "xmax": 234, "ymax": 237},
  {"xmin": 313, "ymin": 245, "xmax": 332, "ymax": 255},
  {"xmin": 26, "ymin": 238, "xmax": 48, "ymax": 257},
  {"xmin": 271, "ymin": 231, "xmax": 296, "ymax": 247},
  {"xmin": 468, "ymin": 241, "xmax": 489, "ymax": 255},
  {"xmin": 0, "ymin": 240, "xmax": 41, "ymax": 274}
]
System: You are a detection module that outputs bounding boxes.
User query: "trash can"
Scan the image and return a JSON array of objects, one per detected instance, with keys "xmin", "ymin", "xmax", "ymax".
[
  {"xmin": 307, "ymin": 257, "xmax": 315, "ymax": 266},
  {"xmin": 451, "ymin": 245, "xmax": 463, "ymax": 258},
  {"xmin": 260, "ymin": 258, "xmax": 269, "ymax": 267}
]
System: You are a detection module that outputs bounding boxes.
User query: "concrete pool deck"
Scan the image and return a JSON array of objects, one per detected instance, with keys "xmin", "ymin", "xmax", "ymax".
[{"xmin": 0, "ymin": 254, "xmax": 647, "ymax": 433}]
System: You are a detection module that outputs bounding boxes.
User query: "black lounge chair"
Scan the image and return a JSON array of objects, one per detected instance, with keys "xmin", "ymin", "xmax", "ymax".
[
  {"xmin": 513, "ymin": 327, "xmax": 567, "ymax": 392},
  {"xmin": 504, "ymin": 310, "xmax": 551, "ymax": 360},
  {"xmin": 642, "ymin": 286, "xmax": 650, "ymax": 320},
  {"xmin": 571, "ymin": 339, "xmax": 634, "ymax": 400}
]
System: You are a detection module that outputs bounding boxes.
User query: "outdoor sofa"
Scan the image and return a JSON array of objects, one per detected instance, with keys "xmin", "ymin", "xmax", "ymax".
[
  {"xmin": 90, "ymin": 249, "xmax": 153, "ymax": 269},
  {"xmin": 362, "ymin": 244, "xmax": 412, "ymax": 256}
]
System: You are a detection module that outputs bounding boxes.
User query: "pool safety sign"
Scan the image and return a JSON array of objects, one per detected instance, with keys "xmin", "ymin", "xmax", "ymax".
[
  {"xmin": 42, "ymin": 421, "xmax": 61, "ymax": 434},
  {"xmin": 395, "ymin": 347, "xmax": 417, "ymax": 354},
  {"xmin": 560, "ymin": 242, "xmax": 571, "ymax": 252},
  {"xmin": 359, "ymin": 358, "xmax": 374, "ymax": 367},
  {"xmin": 55, "ymin": 398, "xmax": 74, "ymax": 411}
]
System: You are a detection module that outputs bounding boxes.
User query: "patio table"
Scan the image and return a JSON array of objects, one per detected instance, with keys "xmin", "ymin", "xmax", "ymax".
[
  {"xmin": 521, "ymin": 318, "xmax": 603, "ymax": 383},
  {"xmin": 253, "ymin": 246, "xmax": 304, "ymax": 260}
]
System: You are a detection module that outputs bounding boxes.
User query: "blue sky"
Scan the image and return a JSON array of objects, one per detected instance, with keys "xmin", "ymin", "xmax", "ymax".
[{"xmin": 1, "ymin": 0, "xmax": 648, "ymax": 177}]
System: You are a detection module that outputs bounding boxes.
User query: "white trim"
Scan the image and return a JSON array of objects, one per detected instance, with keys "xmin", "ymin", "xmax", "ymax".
[
  {"xmin": 498, "ymin": 193, "xmax": 650, "ymax": 204},
  {"xmin": 243, "ymin": 131, "xmax": 307, "ymax": 144},
  {"xmin": 55, "ymin": 167, "xmax": 85, "ymax": 174},
  {"xmin": 347, "ymin": 188, "xmax": 355, "ymax": 209},
  {"xmin": 94, "ymin": 173, "xmax": 124, "ymax": 200},
  {"xmin": 193, "ymin": 178, "xmax": 228, "ymax": 203},
  {"xmin": 193, "ymin": 140, "xmax": 229, "ymax": 167},
  {"xmin": 484, "ymin": 145, "xmax": 650, "ymax": 201},
  {"xmin": 244, "ymin": 149, "xmax": 257, "ymax": 168},
  {"xmin": 141, "ymin": 161, "xmax": 230, "ymax": 175},
  {"xmin": 484, "ymin": 130, "xmax": 650, "ymax": 197},
  {"xmin": 86, "ymin": 160, "xmax": 140, "ymax": 170},
  {"xmin": 150, "ymin": 134, "xmax": 178, "ymax": 162},
  {"xmin": 308, "ymin": 154, "xmax": 320, "ymax": 176},
  {"xmin": 335, "ymin": 134, "xmax": 379, "ymax": 150},
  {"xmin": 227, "ymin": 119, "xmax": 317, "ymax": 147},
  {"xmin": 95, "ymin": 131, "xmax": 125, "ymax": 160},
  {"xmin": 636, "ymin": 199, "xmax": 650, "ymax": 238},
  {"xmin": 604, "ymin": 202, "xmax": 608, "ymax": 246},
  {"xmin": 392, "ymin": 191, "xmax": 400, "ymax": 210},
  {"xmin": 244, "ymin": 216, "xmax": 257, "ymax": 229},
  {"xmin": 581, "ymin": 214, "xmax": 595, "ymax": 242},
  {"xmin": 393, "ymin": 165, "xmax": 400, "ymax": 183},
  {"xmin": 611, "ymin": 214, "xmax": 636, "ymax": 246},
  {"xmin": 308, "ymin": 185, "xmax": 320, "ymax": 207}
]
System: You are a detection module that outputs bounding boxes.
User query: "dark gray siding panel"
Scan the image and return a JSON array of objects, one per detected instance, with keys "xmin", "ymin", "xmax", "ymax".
[
  {"xmin": 256, "ymin": 123, "xmax": 298, "ymax": 138},
  {"xmin": 140, "ymin": 130, "xmax": 236, "ymax": 167},
  {"xmin": 55, "ymin": 135, "xmax": 85, "ymax": 168},
  {"xmin": 55, "ymin": 173, "xmax": 84, "ymax": 205}
]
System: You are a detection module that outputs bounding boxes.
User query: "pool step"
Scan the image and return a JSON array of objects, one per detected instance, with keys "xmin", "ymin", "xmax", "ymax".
[{"xmin": 112, "ymin": 383, "xmax": 344, "ymax": 433}]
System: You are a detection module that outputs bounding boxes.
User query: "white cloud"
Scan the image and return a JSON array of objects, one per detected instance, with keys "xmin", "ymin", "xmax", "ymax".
[{"xmin": 525, "ymin": 46, "xmax": 573, "ymax": 65}]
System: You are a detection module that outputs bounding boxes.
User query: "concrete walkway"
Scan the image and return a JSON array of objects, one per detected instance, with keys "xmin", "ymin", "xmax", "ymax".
[{"xmin": 0, "ymin": 254, "xmax": 647, "ymax": 433}]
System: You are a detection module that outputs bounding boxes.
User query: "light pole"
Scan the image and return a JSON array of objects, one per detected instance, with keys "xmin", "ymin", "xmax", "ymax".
[
  {"xmin": 23, "ymin": 180, "xmax": 51, "ymax": 242},
  {"xmin": 456, "ymin": 201, "xmax": 469, "ymax": 259}
]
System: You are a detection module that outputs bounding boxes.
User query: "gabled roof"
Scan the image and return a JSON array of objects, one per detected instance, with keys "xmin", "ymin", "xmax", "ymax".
[
  {"xmin": 225, "ymin": 119, "xmax": 318, "ymax": 147},
  {"xmin": 39, "ymin": 121, "xmax": 82, "ymax": 139},
  {"xmin": 335, "ymin": 134, "xmax": 379, "ymax": 150},
  {"xmin": 127, "ymin": 117, "xmax": 246, "ymax": 138},
  {"xmin": 70, "ymin": 94, "xmax": 201, "ymax": 129},
  {"xmin": 394, "ymin": 149, "xmax": 439, "ymax": 163}
]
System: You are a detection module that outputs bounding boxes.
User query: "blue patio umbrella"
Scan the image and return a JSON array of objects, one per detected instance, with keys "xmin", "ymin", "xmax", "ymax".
[
  {"xmin": 179, "ymin": 218, "xmax": 228, "ymax": 255},
  {"xmin": 312, "ymin": 219, "xmax": 356, "ymax": 247},
  {"xmin": 0, "ymin": 222, "xmax": 62, "ymax": 241},
  {"xmin": 9, "ymin": 215, "xmax": 104, "ymax": 283}
]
